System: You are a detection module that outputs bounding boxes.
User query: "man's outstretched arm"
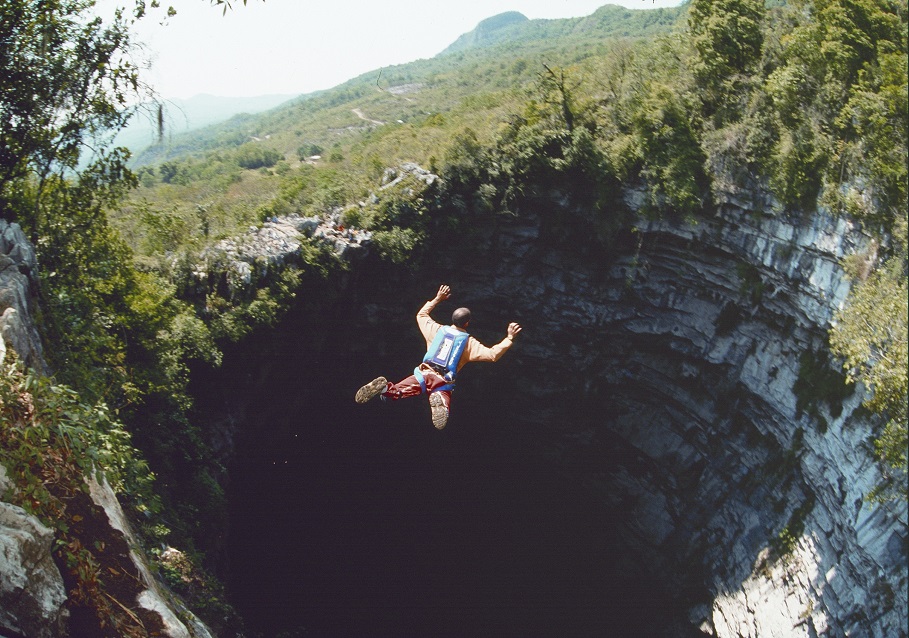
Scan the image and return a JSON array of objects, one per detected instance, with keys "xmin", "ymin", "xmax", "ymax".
[
  {"xmin": 417, "ymin": 284, "xmax": 451, "ymax": 341},
  {"xmin": 465, "ymin": 321, "xmax": 522, "ymax": 364}
]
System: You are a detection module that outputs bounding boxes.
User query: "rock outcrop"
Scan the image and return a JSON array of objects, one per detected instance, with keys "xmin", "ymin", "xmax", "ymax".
[
  {"xmin": 188, "ymin": 162, "xmax": 436, "ymax": 299},
  {"xmin": 0, "ymin": 218, "xmax": 214, "ymax": 637},
  {"xmin": 0, "ymin": 466, "xmax": 69, "ymax": 638},
  {"xmin": 192, "ymin": 212, "xmax": 371, "ymax": 297},
  {"xmin": 0, "ymin": 220, "xmax": 46, "ymax": 372}
]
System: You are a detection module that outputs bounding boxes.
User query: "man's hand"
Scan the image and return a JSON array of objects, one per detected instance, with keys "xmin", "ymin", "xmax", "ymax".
[
  {"xmin": 434, "ymin": 284, "xmax": 452, "ymax": 302},
  {"xmin": 507, "ymin": 322, "xmax": 522, "ymax": 338}
]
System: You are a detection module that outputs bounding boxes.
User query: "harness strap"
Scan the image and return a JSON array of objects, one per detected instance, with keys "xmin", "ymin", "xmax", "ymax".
[
  {"xmin": 414, "ymin": 364, "xmax": 456, "ymax": 395},
  {"xmin": 414, "ymin": 365, "xmax": 427, "ymax": 394}
]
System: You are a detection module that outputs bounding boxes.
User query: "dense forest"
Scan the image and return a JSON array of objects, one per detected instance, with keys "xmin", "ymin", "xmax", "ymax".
[{"xmin": 1, "ymin": 0, "xmax": 906, "ymax": 633}]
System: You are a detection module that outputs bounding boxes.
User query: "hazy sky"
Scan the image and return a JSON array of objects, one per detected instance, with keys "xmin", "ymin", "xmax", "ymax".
[{"xmin": 94, "ymin": 0, "xmax": 685, "ymax": 99}]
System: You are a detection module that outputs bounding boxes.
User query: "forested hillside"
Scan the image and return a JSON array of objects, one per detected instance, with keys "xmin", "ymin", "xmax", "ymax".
[{"xmin": 1, "ymin": 0, "xmax": 906, "ymax": 634}]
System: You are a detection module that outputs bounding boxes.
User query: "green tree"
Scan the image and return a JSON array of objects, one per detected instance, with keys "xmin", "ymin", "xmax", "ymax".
[
  {"xmin": 159, "ymin": 161, "xmax": 180, "ymax": 183},
  {"xmin": 631, "ymin": 82, "xmax": 709, "ymax": 215},
  {"xmin": 689, "ymin": 0, "xmax": 765, "ymax": 107},
  {"xmin": 235, "ymin": 143, "xmax": 282, "ymax": 169},
  {"xmin": 0, "ymin": 0, "xmax": 145, "ymax": 216},
  {"xmin": 762, "ymin": 0, "xmax": 906, "ymax": 212}
]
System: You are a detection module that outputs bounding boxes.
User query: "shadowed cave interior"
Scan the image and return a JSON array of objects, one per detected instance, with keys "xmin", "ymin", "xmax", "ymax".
[{"xmin": 195, "ymin": 270, "xmax": 714, "ymax": 638}]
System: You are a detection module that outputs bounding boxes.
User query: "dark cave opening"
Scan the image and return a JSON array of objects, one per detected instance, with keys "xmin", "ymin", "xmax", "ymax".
[{"xmin": 201, "ymin": 281, "xmax": 709, "ymax": 638}]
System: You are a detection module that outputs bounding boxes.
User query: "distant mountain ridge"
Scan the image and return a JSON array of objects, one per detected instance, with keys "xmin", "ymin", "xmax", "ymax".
[
  {"xmin": 439, "ymin": 4, "xmax": 686, "ymax": 56},
  {"xmin": 441, "ymin": 11, "xmax": 530, "ymax": 54},
  {"xmin": 130, "ymin": 3, "xmax": 687, "ymax": 167}
]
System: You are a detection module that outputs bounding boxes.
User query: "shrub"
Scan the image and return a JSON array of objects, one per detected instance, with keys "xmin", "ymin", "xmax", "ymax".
[
  {"xmin": 372, "ymin": 227, "xmax": 422, "ymax": 264},
  {"xmin": 235, "ymin": 143, "xmax": 282, "ymax": 170}
]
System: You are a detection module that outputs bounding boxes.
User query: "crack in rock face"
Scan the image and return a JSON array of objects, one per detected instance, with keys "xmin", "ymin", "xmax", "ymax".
[{"xmin": 199, "ymin": 201, "xmax": 906, "ymax": 637}]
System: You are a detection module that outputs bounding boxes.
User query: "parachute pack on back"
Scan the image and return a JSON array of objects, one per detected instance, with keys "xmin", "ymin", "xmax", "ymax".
[{"xmin": 414, "ymin": 326, "xmax": 470, "ymax": 393}]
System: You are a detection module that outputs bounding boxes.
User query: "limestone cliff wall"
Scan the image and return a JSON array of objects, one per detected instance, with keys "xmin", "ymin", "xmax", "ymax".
[
  {"xmin": 211, "ymin": 176, "xmax": 907, "ymax": 637},
  {"xmin": 439, "ymin": 196, "xmax": 908, "ymax": 637}
]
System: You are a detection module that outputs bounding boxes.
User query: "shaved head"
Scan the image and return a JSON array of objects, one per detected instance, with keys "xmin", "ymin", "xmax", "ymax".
[{"xmin": 452, "ymin": 307, "xmax": 471, "ymax": 328}]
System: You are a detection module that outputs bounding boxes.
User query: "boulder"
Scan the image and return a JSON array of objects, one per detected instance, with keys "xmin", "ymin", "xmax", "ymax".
[
  {"xmin": 0, "ymin": 466, "xmax": 69, "ymax": 638},
  {"xmin": 0, "ymin": 220, "xmax": 46, "ymax": 372}
]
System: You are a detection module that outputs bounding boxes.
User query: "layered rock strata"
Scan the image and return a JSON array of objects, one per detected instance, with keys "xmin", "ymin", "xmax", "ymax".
[
  {"xmin": 441, "ymin": 197, "xmax": 907, "ymax": 638},
  {"xmin": 204, "ymin": 174, "xmax": 907, "ymax": 636}
]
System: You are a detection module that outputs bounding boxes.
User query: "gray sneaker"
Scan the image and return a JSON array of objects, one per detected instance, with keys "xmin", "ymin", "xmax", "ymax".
[
  {"xmin": 429, "ymin": 392, "xmax": 449, "ymax": 430},
  {"xmin": 355, "ymin": 377, "xmax": 388, "ymax": 403}
]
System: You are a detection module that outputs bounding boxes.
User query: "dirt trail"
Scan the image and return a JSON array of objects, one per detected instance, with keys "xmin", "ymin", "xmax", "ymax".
[{"xmin": 351, "ymin": 108, "xmax": 385, "ymax": 125}]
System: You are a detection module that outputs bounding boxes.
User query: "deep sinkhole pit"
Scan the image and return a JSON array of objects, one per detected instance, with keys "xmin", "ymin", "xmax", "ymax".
[
  {"xmin": 222, "ymin": 338, "xmax": 705, "ymax": 636},
  {"xmin": 196, "ymin": 268, "xmax": 723, "ymax": 638},
  {"xmin": 189, "ymin": 207, "xmax": 857, "ymax": 637}
]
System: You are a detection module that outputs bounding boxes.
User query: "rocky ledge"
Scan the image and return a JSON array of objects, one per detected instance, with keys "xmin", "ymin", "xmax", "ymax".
[{"xmin": 187, "ymin": 162, "xmax": 439, "ymax": 296}]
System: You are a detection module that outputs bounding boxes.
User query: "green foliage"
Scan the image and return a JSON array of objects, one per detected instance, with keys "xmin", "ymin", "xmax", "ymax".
[
  {"xmin": 769, "ymin": 125, "xmax": 825, "ymax": 210},
  {"xmin": 158, "ymin": 162, "xmax": 177, "ymax": 184},
  {"xmin": 0, "ymin": 359, "xmax": 158, "ymax": 515},
  {"xmin": 432, "ymin": 65, "xmax": 624, "ymax": 227},
  {"xmin": 689, "ymin": 0, "xmax": 765, "ymax": 105},
  {"xmin": 372, "ymin": 227, "xmax": 422, "ymax": 264},
  {"xmin": 342, "ymin": 172, "xmax": 433, "ymax": 263},
  {"xmin": 0, "ymin": 0, "xmax": 144, "ymax": 212},
  {"xmin": 631, "ymin": 82, "xmax": 709, "ymax": 215},
  {"xmin": 830, "ymin": 259, "xmax": 909, "ymax": 409},
  {"xmin": 830, "ymin": 223, "xmax": 908, "ymax": 501},
  {"xmin": 258, "ymin": 165, "xmax": 358, "ymax": 221},
  {"xmin": 193, "ymin": 261, "xmax": 305, "ymax": 343},
  {"xmin": 829, "ymin": 46, "xmax": 908, "ymax": 226},
  {"xmin": 234, "ymin": 142, "xmax": 283, "ymax": 169},
  {"xmin": 763, "ymin": 0, "xmax": 906, "ymax": 213},
  {"xmin": 20, "ymin": 174, "xmax": 220, "ymax": 416},
  {"xmin": 297, "ymin": 143, "xmax": 323, "ymax": 160}
]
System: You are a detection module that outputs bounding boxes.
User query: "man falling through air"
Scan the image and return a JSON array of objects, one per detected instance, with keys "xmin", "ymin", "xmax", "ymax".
[{"xmin": 355, "ymin": 285, "xmax": 522, "ymax": 430}]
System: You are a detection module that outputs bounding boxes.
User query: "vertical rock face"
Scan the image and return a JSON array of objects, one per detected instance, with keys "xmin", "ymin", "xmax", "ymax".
[
  {"xmin": 434, "ymin": 197, "xmax": 907, "ymax": 637},
  {"xmin": 0, "ymin": 220, "xmax": 46, "ymax": 372}
]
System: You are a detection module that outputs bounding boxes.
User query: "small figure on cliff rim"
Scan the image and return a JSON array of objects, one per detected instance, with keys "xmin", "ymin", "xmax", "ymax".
[{"xmin": 355, "ymin": 284, "xmax": 522, "ymax": 430}]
